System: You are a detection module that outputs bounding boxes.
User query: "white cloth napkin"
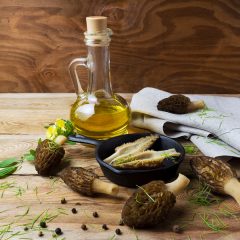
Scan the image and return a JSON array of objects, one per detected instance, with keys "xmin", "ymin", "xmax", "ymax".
[{"xmin": 130, "ymin": 88, "xmax": 240, "ymax": 159}]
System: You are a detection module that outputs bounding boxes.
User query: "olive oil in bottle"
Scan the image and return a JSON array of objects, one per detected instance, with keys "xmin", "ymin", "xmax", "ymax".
[{"xmin": 69, "ymin": 16, "xmax": 130, "ymax": 139}]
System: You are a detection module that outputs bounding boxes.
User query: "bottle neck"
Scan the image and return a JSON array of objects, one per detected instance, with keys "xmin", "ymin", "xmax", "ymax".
[
  {"xmin": 84, "ymin": 28, "xmax": 113, "ymax": 99},
  {"xmin": 87, "ymin": 45, "xmax": 113, "ymax": 97}
]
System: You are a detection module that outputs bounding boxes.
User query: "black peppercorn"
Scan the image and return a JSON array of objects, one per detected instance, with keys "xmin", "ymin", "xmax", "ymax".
[
  {"xmin": 61, "ymin": 198, "xmax": 67, "ymax": 204},
  {"xmin": 24, "ymin": 226, "xmax": 28, "ymax": 231},
  {"xmin": 93, "ymin": 211, "xmax": 99, "ymax": 218},
  {"xmin": 102, "ymin": 224, "xmax": 108, "ymax": 230},
  {"xmin": 39, "ymin": 221, "xmax": 47, "ymax": 228},
  {"xmin": 172, "ymin": 225, "xmax": 182, "ymax": 233},
  {"xmin": 55, "ymin": 228, "xmax": 63, "ymax": 235},
  {"xmin": 115, "ymin": 228, "xmax": 122, "ymax": 235},
  {"xmin": 72, "ymin": 208, "xmax": 77, "ymax": 214},
  {"xmin": 38, "ymin": 231, "xmax": 44, "ymax": 237},
  {"xmin": 81, "ymin": 224, "xmax": 87, "ymax": 231}
]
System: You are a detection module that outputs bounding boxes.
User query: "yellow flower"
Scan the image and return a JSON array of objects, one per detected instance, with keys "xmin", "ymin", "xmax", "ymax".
[
  {"xmin": 45, "ymin": 119, "xmax": 73, "ymax": 140},
  {"xmin": 55, "ymin": 119, "xmax": 66, "ymax": 131},
  {"xmin": 46, "ymin": 125, "xmax": 57, "ymax": 140}
]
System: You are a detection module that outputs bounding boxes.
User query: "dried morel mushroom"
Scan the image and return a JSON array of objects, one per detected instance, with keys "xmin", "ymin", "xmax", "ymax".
[
  {"xmin": 35, "ymin": 135, "xmax": 66, "ymax": 176},
  {"xmin": 157, "ymin": 94, "xmax": 205, "ymax": 114},
  {"xmin": 59, "ymin": 167, "xmax": 119, "ymax": 197},
  {"xmin": 190, "ymin": 156, "xmax": 240, "ymax": 206},
  {"xmin": 104, "ymin": 135, "xmax": 159, "ymax": 164},
  {"xmin": 122, "ymin": 174, "xmax": 190, "ymax": 228}
]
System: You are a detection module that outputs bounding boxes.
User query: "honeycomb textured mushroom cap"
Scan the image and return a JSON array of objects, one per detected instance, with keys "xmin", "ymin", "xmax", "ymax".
[
  {"xmin": 190, "ymin": 156, "xmax": 237, "ymax": 194},
  {"xmin": 35, "ymin": 139, "xmax": 65, "ymax": 176},
  {"xmin": 157, "ymin": 94, "xmax": 190, "ymax": 114},
  {"xmin": 59, "ymin": 167, "xmax": 98, "ymax": 196},
  {"xmin": 122, "ymin": 181, "xmax": 176, "ymax": 228}
]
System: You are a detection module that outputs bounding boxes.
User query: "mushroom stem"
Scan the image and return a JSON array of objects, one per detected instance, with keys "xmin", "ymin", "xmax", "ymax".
[
  {"xmin": 166, "ymin": 174, "xmax": 190, "ymax": 195},
  {"xmin": 224, "ymin": 178, "xmax": 240, "ymax": 206},
  {"xmin": 92, "ymin": 178, "xmax": 119, "ymax": 196},
  {"xmin": 54, "ymin": 135, "xmax": 68, "ymax": 145},
  {"xmin": 187, "ymin": 100, "xmax": 205, "ymax": 112}
]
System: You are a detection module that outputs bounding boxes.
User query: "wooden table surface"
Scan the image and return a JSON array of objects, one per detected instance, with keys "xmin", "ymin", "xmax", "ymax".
[{"xmin": 0, "ymin": 93, "xmax": 240, "ymax": 240}]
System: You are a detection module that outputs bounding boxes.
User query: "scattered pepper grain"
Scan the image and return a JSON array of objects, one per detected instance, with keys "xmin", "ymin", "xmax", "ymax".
[
  {"xmin": 61, "ymin": 198, "xmax": 67, "ymax": 204},
  {"xmin": 115, "ymin": 228, "xmax": 122, "ymax": 235},
  {"xmin": 24, "ymin": 227, "xmax": 28, "ymax": 231},
  {"xmin": 72, "ymin": 208, "xmax": 77, "ymax": 214},
  {"xmin": 93, "ymin": 211, "xmax": 99, "ymax": 218},
  {"xmin": 39, "ymin": 221, "xmax": 47, "ymax": 228},
  {"xmin": 55, "ymin": 228, "xmax": 63, "ymax": 235},
  {"xmin": 38, "ymin": 231, "xmax": 44, "ymax": 237},
  {"xmin": 81, "ymin": 224, "xmax": 87, "ymax": 231},
  {"xmin": 102, "ymin": 224, "xmax": 108, "ymax": 230}
]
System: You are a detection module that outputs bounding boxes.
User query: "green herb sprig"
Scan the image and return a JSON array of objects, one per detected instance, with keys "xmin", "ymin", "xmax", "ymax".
[
  {"xmin": 40, "ymin": 208, "xmax": 68, "ymax": 225},
  {"xmin": 0, "ymin": 146, "xmax": 37, "ymax": 179},
  {"xmin": 184, "ymin": 145, "xmax": 198, "ymax": 154},
  {"xmin": 15, "ymin": 186, "xmax": 26, "ymax": 198},
  {"xmin": 136, "ymin": 185, "xmax": 155, "ymax": 203},
  {"xmin": 22, "ymin": 149, "xmax": 36, "ymax": 161},
  {"xmin": 199, "ymin": 213, "xmax": 227, "ymax": 232},
  {"xmin": 0, "ymin": 158, "xmax": 19, "ymax": 179},
  {"xmin": 33, "ymin": 187, "xmax": 41, "ymax": 204},
  {"xmin": 189, "ymin": 183, "xmax": 222, "ymax": 206},
  {"xmin": 219, "ymin": 204, "xmax": 240, "ymax": 221}
]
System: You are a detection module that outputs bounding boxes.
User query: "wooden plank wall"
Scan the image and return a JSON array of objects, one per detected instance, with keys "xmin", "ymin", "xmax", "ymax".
[{"xmin": 0, "ymin": 0, "xmax": 239, "ymax": 93}]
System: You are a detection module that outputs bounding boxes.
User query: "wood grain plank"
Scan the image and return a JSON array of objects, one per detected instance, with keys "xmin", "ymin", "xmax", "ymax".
[
  {"xmin": 0, "ymin": 1, "xmax": 240, "ymax": 93},
  {"xmin": 0, "ymin": 93, "xmax": 240, "ymax": 239},
  {"xmin": 0, "ymin": 175, "xmax": 239, "ymax": 240}
]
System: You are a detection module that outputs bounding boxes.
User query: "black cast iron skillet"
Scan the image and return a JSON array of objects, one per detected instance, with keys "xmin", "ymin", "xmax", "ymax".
[{"xmin": 68, "ymin": 133, "xmax": 185, "ymax": 188}]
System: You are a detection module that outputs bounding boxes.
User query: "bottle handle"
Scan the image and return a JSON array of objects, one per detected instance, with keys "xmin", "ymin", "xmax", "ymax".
[{"xmin": 69, "ymin": 57, "xmax": 88, "ymax": 95}]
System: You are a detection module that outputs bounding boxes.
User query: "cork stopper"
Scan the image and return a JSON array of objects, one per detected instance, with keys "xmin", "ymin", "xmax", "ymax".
[{"xmin": 86, "ymin": 16, "xmax": 107, "ymax": 34}]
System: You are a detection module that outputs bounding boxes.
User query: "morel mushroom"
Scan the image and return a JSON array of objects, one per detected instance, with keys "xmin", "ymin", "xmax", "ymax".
[
  {"xmin": 190, "ymin": 156, "xmax": 240, "ymax": 206},
  {"xmin": 59, "ymin": 167, "xmax": 119, "ymax": 197},
  {"xmin": 35, "ymin": 135, "xmax": 67, "ymax": 176},
  {"xmin": 122, "ymin": 174, "xmax": 190, "ymax": 228},
  {"xmin": 157, "ymin": 94, "xmax": 205, "ymax": 114}
]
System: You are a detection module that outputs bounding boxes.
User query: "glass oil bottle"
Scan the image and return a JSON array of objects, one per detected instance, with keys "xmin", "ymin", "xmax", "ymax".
[{"xmin": 69, "ymin": 16, "xmax": 130, "ymax": 139}]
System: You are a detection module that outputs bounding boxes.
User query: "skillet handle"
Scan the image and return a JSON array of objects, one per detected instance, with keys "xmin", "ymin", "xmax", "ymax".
[{"xmin": 68, "ymin": 134, "xmax": 102, "ymax": 146}]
